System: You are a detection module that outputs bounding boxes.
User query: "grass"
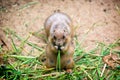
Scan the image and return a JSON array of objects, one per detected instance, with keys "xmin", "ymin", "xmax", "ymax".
[
  {"xmin": 0, "ymin": 28, "xmax": 120, "ymax": 80},
  {"xmin": 56, "ymin": 50, "xmax": 61, "ymax": 72},
  {"xmin": 18, "ymin": 1, "xmax": 39, "ymax": 10}
]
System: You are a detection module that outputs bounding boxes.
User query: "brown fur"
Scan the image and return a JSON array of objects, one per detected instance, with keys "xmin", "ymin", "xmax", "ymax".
[{"xmin": 44, "ymin": 12, "xmax": 74, "ymax": 71}]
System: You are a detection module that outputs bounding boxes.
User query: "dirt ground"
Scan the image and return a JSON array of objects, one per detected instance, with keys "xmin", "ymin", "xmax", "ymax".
[{"xmin": 0, "ymin": 0, "xmax": 120, "ymax": 56}]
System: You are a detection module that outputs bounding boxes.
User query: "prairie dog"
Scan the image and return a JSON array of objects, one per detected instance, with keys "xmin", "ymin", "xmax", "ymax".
[
  {"xmin": 44, "ymin": 12, "xmax": 74, "ymax": 52},
  {"xmin": 44, "ymin": 12, "xmax": 74, "ymax": 71}
]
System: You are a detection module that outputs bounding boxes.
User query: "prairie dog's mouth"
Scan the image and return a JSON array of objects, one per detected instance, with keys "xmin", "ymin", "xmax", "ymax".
[
  {"xmin": 54, "ymin": 45, "xmax": 61, "ymax": 50},
  {"xmin": 58, "ymin": 45, "xmax": 61, "ymax": 50},
  {"xmin": 54, "ymin": 45, "xmax": 63, "ymax": 50}
]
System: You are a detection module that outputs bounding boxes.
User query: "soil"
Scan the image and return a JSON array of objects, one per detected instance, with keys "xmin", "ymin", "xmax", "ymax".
[{"xmin": 0, "ymin": 0, "xmax": 120, "ymax": 56}]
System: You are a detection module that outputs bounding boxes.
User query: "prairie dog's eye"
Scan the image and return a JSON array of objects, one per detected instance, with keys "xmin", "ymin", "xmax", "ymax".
[
  {"xmin": 63, "ymin": 35, "xmax": 65, "ymax": 39},
  {"xmin": 53, "ymin": 35, "xmax": 56, "ymax": 39}
]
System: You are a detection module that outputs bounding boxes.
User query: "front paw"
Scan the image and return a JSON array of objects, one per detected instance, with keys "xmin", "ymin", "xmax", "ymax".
[
  {"xmin": 60, "ymin": 46, "xmax": 64, "ymax": 50},
  {"xmin": 55, "ymin": 46, "xmax": 58, "ymax": 49}
]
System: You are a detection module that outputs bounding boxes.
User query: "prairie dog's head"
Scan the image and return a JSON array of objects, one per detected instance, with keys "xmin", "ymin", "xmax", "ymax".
[{"xmin": 49, "ymin": 24, "xmax": 70, "ymax": 50}]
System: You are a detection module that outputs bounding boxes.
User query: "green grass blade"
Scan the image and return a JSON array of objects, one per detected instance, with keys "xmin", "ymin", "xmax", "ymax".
[
  {"xmin": 56, "ymin": 50, "xmax": 61, "ymax": 72},
  {"xmin": 11, "ymin": 38, "xmax": 19, "ymax": 53}
]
